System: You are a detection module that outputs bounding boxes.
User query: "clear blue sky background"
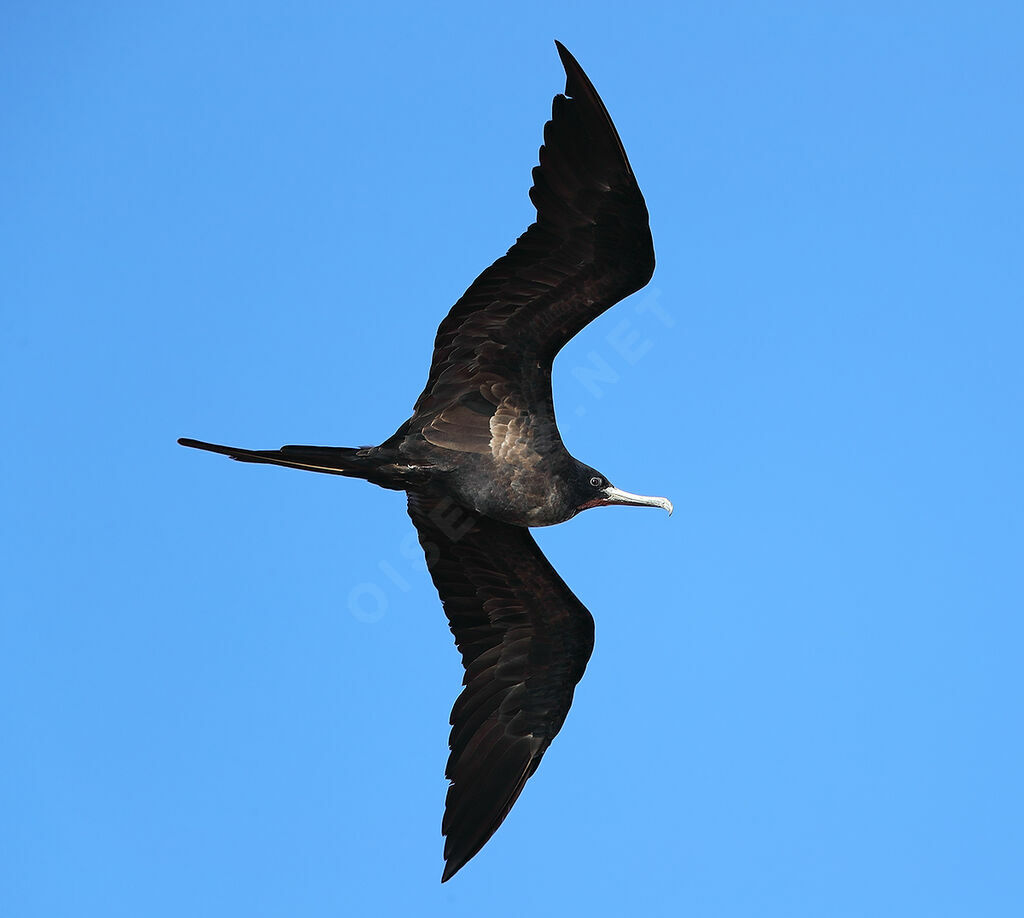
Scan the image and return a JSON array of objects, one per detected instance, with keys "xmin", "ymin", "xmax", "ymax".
[{"xmin": 3, "ymin": 2, "xmax": 1022, "ymax": 915}]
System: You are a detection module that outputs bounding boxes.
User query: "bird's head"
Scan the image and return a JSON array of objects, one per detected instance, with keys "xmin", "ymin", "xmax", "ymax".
[{"xmin": 570, "ymin": 462, "xmax": 673, "ymax": 517}]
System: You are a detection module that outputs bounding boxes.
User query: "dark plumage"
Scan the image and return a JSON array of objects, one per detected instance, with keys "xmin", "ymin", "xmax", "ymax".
[{"xmin": 180, "ymin": 41, "xmax": 671, "ymax": 881}]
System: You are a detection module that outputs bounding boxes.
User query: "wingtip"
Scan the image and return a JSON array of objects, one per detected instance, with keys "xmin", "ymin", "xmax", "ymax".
[
  {"xmin": 440, "ymin": 835, "xmax": 471, "ymax": 883},
  {"xmin": 552, "ymin": 40, "xmax": 582, "ymax": 84},
  {"xmin": 549, "ymin": 42, "xmax": 628, "ymax": 173}
]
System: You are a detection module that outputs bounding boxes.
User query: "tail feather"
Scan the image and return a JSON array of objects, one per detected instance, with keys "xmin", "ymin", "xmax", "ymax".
[{"xmin": 177, "ymin": 437, "xmax": 409, "ymax": 489}]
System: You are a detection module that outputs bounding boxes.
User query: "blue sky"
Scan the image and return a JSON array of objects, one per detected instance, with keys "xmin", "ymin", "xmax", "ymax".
[{"xmin": 3, "ymin": 2, "xmax": 1022, "ymax": 915}]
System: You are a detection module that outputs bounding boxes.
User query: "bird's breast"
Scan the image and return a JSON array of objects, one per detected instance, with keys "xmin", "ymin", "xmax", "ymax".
[{"xmin": 442, "ymin": 452, "xmax": 577, "ymax": 528}]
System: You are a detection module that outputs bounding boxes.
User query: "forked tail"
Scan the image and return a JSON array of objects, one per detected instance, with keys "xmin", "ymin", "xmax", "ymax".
[{"xmin": 178, "ymin": 437, "xmax": 411, "ymax": 490}]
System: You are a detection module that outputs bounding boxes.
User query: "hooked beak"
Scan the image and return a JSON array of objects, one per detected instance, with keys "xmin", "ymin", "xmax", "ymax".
[{"xmin": 600, "ymin": 486, "xmax": 673, "ymax": 516}]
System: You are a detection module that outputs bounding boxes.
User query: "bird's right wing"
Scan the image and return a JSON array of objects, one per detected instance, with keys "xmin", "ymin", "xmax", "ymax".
[
  {"xmin": 406, "ymin": 491, "xmax": 596, "ymax": 882},
  {"xmin": 395, "ymin": 42, "xmax": 654, "ymax": 456}
]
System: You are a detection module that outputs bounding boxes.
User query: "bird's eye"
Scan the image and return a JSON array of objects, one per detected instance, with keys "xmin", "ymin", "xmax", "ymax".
[{"xmin": 589, "ymin": 476, "xmax": 603, "ymax": 488}]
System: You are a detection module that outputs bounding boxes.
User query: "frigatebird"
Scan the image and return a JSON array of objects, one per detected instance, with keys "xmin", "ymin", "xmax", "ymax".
[{"xmin": 180, "ymin": 41, "xmax": 671, "ymax": 881}]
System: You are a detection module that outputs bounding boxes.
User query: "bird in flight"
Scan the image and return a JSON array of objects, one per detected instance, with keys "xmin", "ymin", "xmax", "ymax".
[{"xmin": 180, "ymin": 41, "xmax": 671, "ymax": 882}]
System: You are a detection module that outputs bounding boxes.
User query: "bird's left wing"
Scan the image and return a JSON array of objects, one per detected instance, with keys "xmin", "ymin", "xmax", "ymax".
[{"xmin": 406, "ymin": 491, "xmax": 595, "ymax": 881}]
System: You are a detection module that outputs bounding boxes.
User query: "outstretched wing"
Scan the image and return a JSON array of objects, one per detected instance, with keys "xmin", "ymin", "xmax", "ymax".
[
  {"xmin": 407, "ymin": 491, "xmax": 596, "ymax": 881},
  {"xmin": 400, "ymin": 42, "xmax": 654, "ymax": 455}
]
